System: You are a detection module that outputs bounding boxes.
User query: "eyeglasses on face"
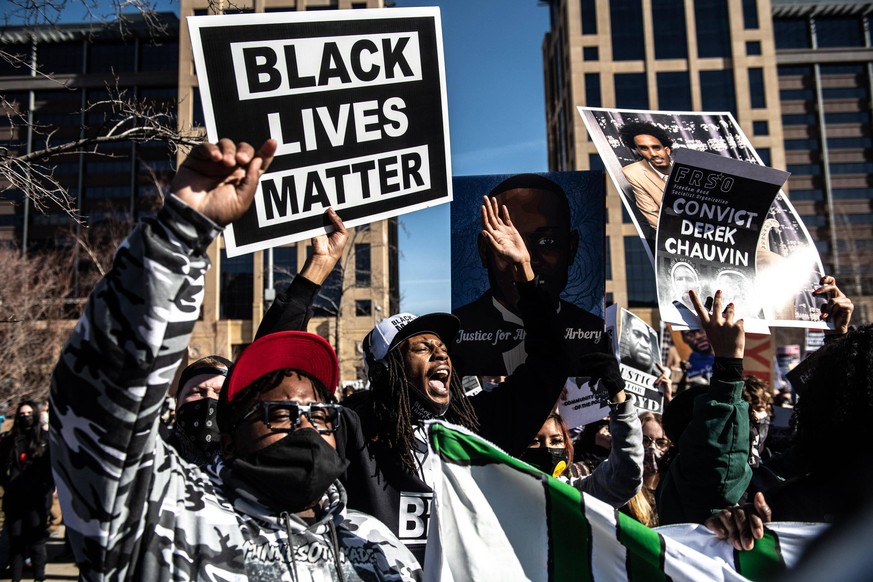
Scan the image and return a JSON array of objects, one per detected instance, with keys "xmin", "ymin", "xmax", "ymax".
[
  {"xmin": 642, "ymin": 436, "xmax": 671, "ymax": 450},
  {"xmin": 252, "ymin": 401, "xmax": 342, "ymax": 435}
]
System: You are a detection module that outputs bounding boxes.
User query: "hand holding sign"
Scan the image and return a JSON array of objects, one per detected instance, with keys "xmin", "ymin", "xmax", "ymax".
[
  {"xmin": 814, "ymin": 275, "xmax": 854, "ymax": 335},
  {"xmin": 689, "ymin": 289, "xmax": 744, "ymax": 359},
  {"xmin": 171, "ymin": 139, "xmax": 277, "ymax": 226}
]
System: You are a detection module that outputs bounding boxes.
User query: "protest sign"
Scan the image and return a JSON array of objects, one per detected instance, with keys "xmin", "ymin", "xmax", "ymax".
[
  {"xmin": 578, "ymin": 107, "xmax": 826, "ymax": 330},
  {"xmin": 557, "ymin": 377, "xmax": 611, "ymax": 431},
  {"xmin": 656, "ymin": 149, "xmax": 789, "ymax": 330},
  {"xmin": 188, "ymin": 8, "xmax": 452, "ymax": 256},
  {"xmin": 450, "ymin": 172, "xmax": 606, "ymax": 377},
  {"xmin": 804, "ymin": 328, "xmax": 825, "ymax": 354},
  {"xmin": 609, "ymin": 306, "xmax": 664, "ymax": 413}
]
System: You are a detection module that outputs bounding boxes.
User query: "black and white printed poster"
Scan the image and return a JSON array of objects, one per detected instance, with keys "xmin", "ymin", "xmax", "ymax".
[
  {"xmin": 609, "ymin": 305, "xmax": 664, "ymax": 414},
  {"xmin": 657, "ymin": 149, "xmax": 789, "ymax": 331},
  {"xmin": 578, "ymin": 107, "xmax": 827, "ymax": 330},
  {"xmin": 188, "ymin": 8, "xmax": 452, "ymax": 256},
  {"xmin": 450, "ymin": 172, "xmax": 607, "ymax": 378}
]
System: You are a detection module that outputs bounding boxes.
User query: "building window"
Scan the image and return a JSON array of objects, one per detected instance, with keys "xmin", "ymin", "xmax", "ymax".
[
  {"xmin": 355, "ymin": 300, "xmax": 372, "ymax": 317},
  {"xmin": 742, "ymin": 0, "xmax": 759, "ymax": 29},
  {"xmin": 220, "ymin": 250, "xmax": 253, "ymax": 320},
  {"xmin": 653, "ymin": 0, "xmax": 688, "ymax": 59},
  {"xmin": 752, "ymin": 121, "xmax": 768, "ymax": 135},
  {"xmin": 610, "ymin": 0, "xmax": 645, "ymax": 61},
  {"xmin": 757, "ymin": 148, "xmax": 771, "ymax": 167},
  {"xmin": 622, "ymin": 205, "xmax": 634, "ymax": 224},
  {"xmin": 624, "ymin": 235, "xmax": 657, "ymax": 306},
  {"xmin": 88, "ymin": 41, "xmax": 135, "ymax": 73},
  {"xmin": 700, "ymin": 69, "xmax": 736, "ymax": 113},
  {"xmin": 588, "ymin": 153, "xmax": 605, "ymax": 171},
  {"xmin": 815, "ymin": 16, "xmax": 864, "ymax": 48},
  {"xmin": 581, "ymin": 0, "xmax": 597, "ymax": 35},
  {"xmin": 37, "ymin": 41, "xmax": 83, "ymax": 75},
  {"xmin": 585, "ymin": 73, "xmax": 601, "ymax": 107},
  {"xmin": 605, "ymin": 239, "xmax": 612, "ymax": 279},
  {"xmin": 615, "ymin": 73, "xmax": 648, "ymax": 110},
  {"xmin": 266, "ymin": 246, "xmax": 298, "ymax": 291},
  {"xmin": 583, "ymin": 47, "xmax": 599, "ymax": 61},
  {"xmin": 657, "ymin": 71, "xmax": 692, "ymax": 111},
  {"xmin": 746, "ymin": 41, "xmax": 761, "ymax": 55},
  {"xmin": 789, "ymin": 189, "xmax": 823, "ymax": 201},
  {"xmin": 774, "ymin": 18, "xmax": 810, "ymax": 49},
  {"xmin": 140, "ymin": 40, "xmax": 179, "ymax": 72},
  {"xmin": 748, "ymin": 68, "xmax": 766, "ymax": 108},
  {"xmin": 694, "ymin": 0, "xmax": 731, "ymax": 58},
  {"xmin": 355, "ymin": 243, "xmax": 371, "ymax": 287}
]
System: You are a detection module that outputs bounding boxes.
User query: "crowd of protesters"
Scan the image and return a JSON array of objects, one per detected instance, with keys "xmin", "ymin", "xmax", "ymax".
[{"xmin": 0, "ymin": 136, "xmax": 858, "ymax": 580}]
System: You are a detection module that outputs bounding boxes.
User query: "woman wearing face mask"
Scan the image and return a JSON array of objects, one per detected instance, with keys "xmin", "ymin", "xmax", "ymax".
[
  {"xmin": 0, "ymin": 400, "xmax": 54, "ymax": 582},
  {"xmin": 622, "ymin": 412, "xmax": 673, "ymax": 526},
  {"xmin": 521, "ymin": 354, "xmax": 644, "ymax": 510}
]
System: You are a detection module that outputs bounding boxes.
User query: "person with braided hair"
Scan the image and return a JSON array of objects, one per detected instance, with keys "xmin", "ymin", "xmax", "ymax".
[{"xmin": 340, "ymin": 195, "xmax": 570, "ymax": 563}]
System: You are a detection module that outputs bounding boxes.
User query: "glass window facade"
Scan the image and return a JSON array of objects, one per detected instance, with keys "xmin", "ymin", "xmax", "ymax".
[
  {"xmin": 38, "ymin": 41, "xmax": 83, "ymax": 75},
  {"xmin": 694, "ymin": 0, "xmax": 731, "ymax": 58},
  {"xmin": 815, "ymin": 16, "xmax": 864, "ymax": 48},
  {"xmin": 583, "ymin": 47, "xmax": 599, "ymax": 61},
  {"xmin": 774, "ymin": 18, "xmax": 810, "ymax": 49},
  {"xmin": 742, "ymin": 0, "xmax": 759, "ymax": 29},
  {"xmin": 746, "ymin": 41, "xmax": 761, "ymax": 55},
  {"xmin": 585, "ymin": 73, "xmax": 602, "ymax": 107},
  {"xmin": 657, "ymin": 71, "xmax": 692, "ymax": 111},
  {"xmin": 752, "ymin": 121, "xmax": 768, "ymax": 135},
  {"xmin": 610, "ymin": 0, "xmax": 645, "ymax": 61},
  {"xmin": 581, "ymin": 0, "xmax": 597, "ymax": 35},
  {"xmin": 355, "ymin": 243, "xmax": 371, "ymax": 287},
  {"xmin": 748, "ymin": 68, "xmax": 766, "ymax": 108},
  {"xmin": 653, "ymin": 0, "xmax": 687, "ymax": 60},
  {"xmin": 700, "ymin": 69, "xmax": 736, "ymax": 113},
  {"xmin": 615, "ymin": 73, "xmax": 648, "ymax": 110},
  {"xmin": 624, "ymin": 235, "xmax": 657, "ymax": 306}
]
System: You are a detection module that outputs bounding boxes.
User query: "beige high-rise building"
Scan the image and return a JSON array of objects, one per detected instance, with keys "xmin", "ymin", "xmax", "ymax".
[
  {"xmin": 177, "ymin": 0, "xmax": 399, "ymax": 385},
  {"xmin": 543, "ymin": 0, "xmax": 873, "ymax": 327},
  {"xmin": 542, "ymin": 0, "xmax": 785, "ymax": 330}
]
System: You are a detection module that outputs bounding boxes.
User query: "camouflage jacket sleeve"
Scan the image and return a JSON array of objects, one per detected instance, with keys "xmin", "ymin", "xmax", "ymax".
[{"xmin": 49, "ymin": 195, "xmax": 221, "ymax": 576}]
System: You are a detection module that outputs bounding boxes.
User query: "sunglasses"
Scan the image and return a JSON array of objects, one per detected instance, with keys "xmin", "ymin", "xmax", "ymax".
[{"xmin": 247, "ymin": 401, "xmax": 343, "ymax": 435}]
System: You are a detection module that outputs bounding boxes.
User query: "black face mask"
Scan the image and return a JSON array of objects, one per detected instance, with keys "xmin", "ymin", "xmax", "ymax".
[
  {"xmin": 408, "ymin": 382, "xmax": 450, "ymax": 422},
  {"xmin": 175, "ymin": 399, "xmax": 220, "ymax": 453},
  {"xmin": 16, "ymin": 414, "xmax": 34, "ymax": 430},
  {"xmin": 230, "ymin": 429, "xmax": 349, "ymax": 513},
  {"xmin": 749, "ymin": 417, "xmax": 771, "ymax": 468},
  {"xmin": 520, "ymin": 447, "xmax": 568, "ymax": 477}
]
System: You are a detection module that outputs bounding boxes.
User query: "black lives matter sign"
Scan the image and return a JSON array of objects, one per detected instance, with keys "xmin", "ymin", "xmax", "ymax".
[{"xmin": 188, "ymin": 8, "xmax": 451, "ymax": 256}]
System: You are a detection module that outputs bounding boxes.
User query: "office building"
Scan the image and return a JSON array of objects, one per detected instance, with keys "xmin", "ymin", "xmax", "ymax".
[{"xmin": 542, "ymin": 0, "xmax": 871, "ymax": 326}]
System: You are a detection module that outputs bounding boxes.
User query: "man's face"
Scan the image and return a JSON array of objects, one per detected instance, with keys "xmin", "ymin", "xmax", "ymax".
[
  {"xmin": 400, "ymin": 332, "xmax": 452, "ymax": 406},
  {"xmin": 178, "ymin": 373, "xmax": 225, "ymax": 406},
  {"xmin": 626, "ymin": 318, "xmax": 653, "ymax": 368},
  {"xmin": 481, "ymin": 188, "xmax": 579, "ymax": 305},
  {"xmin": 230, "ymin": 372, "xmax": 336, "ymax": 457},
  {"xmin": 672, "ymin": 264, "xmax": 698, "ymax": 305},
  {"xmin": 681, "ymin": 329, "xmax": 712, "ymax": 355},
  {"xmin": 633, "ymin": 134, "xmax": 672, "ymax": 171}
]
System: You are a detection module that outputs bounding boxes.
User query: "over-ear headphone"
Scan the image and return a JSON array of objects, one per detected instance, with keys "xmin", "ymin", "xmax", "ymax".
[{"xmin": 363, "ymin": 331, "xmax": 389, "ymax": 386}]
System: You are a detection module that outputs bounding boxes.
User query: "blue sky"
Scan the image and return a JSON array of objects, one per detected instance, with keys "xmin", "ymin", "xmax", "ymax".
[{"xmin": 393, "ymin": 1, "xmax": 551, "ymax": 315}]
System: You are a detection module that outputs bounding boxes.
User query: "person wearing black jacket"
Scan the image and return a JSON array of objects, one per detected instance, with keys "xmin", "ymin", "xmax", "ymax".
[
  {"xmin": 339, "ymin": 196, "xmax": 571, "ymax": 563},
  {"xmin": 0, "ymin": 400, "xmax": 54, "ymax": 582}
]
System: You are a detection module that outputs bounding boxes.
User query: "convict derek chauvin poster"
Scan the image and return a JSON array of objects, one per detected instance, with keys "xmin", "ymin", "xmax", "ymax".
[
  {"xmin": 188, "ymin": 8, "xmax": 451, "ymax": 256},
  {"xmin": 657, "ymin": 149, "xmax": 789, "ymax": 331},
  {"xmin": 450, "ymin": 172, "xmax": 607, "ymax": 378}
]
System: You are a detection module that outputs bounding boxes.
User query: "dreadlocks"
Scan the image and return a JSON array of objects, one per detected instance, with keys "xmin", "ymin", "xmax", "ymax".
[{"xmin": 370, "ymin": 349, "xmax": 479, "ymax": 475}]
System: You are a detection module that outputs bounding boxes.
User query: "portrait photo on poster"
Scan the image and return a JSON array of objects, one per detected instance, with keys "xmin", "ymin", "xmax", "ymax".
[
  {"xmin": 450, "ymin": 172, "xmax": 606, "ymax": 377},
  {"xmin": 578, "ymin": 106, "xmax": 827, "ymax": 330}
]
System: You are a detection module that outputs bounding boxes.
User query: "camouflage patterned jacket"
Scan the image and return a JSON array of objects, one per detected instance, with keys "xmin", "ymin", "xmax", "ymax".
[{"xmin": 50, "ymin": 195, "xmax": 422, "ymax": 581}]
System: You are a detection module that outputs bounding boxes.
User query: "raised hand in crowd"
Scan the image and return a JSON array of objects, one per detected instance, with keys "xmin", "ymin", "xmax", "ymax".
[
  {"xmin": 480, "ymin": 195, "xmax": 535, "ymax": 283},
  {"xmin": 580, "ymin": 352, "xmax": 627, "ymax": 404},
  {"xmin": 705, "ymin": 491, "xmax": 772, "ymax": 551},
  {"xmin": 690, "ymin": 289, "xmax": 744, "ymax": 359},
  {"xmin": 300, "ymin": 207, "xmax": 349, "ymax": 285},
  {"xmin": 170, "ymin": 138, "xmax": 277, "ymax": 226},
  {"xmin": 655, "ymin": 362, "xmax": 673, "ymax": 404},
  {"xmin": 814, "ymin": 275, "xmax": 854, "ymax": 335}
]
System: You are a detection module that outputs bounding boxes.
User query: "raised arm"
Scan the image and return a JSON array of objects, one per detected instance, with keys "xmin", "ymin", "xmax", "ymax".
[
  {"xmin": 50, "ymin": 139, "xmax": 275, "ymax": 576},
  {"xmin": 472, "ymin": 197, "xmax": 570, "ymax": 455},
  {"xmin": 256, "ymin": 207, "xmax": 349, "ymax": 339},
  {"xmin": 657, "ymin": 289, "xmax": 752, "ymax": 525},
  {"xmin": 815, "ymin": 275, "xmax": 854, "ymax": 336}
]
